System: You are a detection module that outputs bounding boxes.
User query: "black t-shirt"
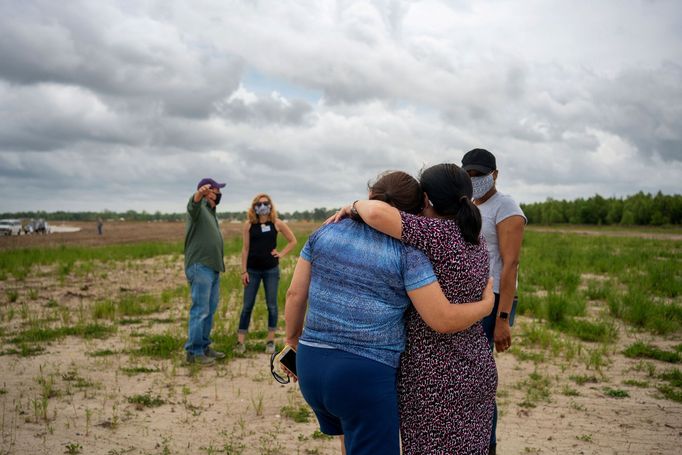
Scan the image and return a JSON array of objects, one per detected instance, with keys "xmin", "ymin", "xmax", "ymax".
[{"xmin": 247, "ymin": 221, "xmax": 278, "ymax": 270}]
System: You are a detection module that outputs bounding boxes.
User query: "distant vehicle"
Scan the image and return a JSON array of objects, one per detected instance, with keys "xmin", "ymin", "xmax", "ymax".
[
  {"xmin": 33, "ymin": 219, "xmax": 50, "ymax": 234},
  {"xmin": 0, "ymin": 219, "xmax": 23, "ymax": 236},
  {"xmin": 22, "ymin": 219, "xmax": 50, "ymax": 235}
]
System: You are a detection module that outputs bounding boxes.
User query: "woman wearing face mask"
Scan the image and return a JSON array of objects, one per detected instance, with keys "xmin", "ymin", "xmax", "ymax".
[
  {"xmin": 237, "ymin": 193, "xmax": 297, "ymax": 354},
  {"xmin": 462, "ymin": 148, "xmax": 526, "ymax": 455}
]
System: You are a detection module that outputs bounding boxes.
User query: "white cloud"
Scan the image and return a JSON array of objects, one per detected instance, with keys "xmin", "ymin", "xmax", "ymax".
[{"xmin": 0, "ymin": 0, "xmax": 680, "ymax": 214}]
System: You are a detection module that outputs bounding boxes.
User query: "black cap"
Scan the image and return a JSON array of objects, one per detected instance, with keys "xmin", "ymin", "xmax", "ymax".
[{"xmin": 461, "ymin": 148, "xmax": 496, "ymax": 174}]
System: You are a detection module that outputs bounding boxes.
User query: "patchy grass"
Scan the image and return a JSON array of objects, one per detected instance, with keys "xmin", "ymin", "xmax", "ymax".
[
  {"xmin": 623, "ymin": 342, "xmax": 681, "ymax": 363},
  {"xmin": 120, "ymin": 366, "xmax": 160, "ymax": 376},
  {"xmin": 127, "ymin": 393, "xmax": 165, "ymax": 409},
  {"xmin": 603, "ymin": 387, "xmax": 629, "ymax": 398},
  {"xmin": 657, "ymin": 385, "xmax": 682, "ymax": 403},
  {"xmin": 560, "ymin": 319, "xmax": 618, "ymax": 343},
  {"xmin": 0, "ymin": 343, "xmax": 45, "ymax": 357},
  {"xmin": 622, "ymin": 379, "xmax": 649, "ymax": 388},
  {"xmin": 10, "ymin": 323, "xmax": 115, "ymax": 345},
  {"xmin": 134, "ymin": 333, "xmax": 183, "ymax": 359},
  {"xmin": 570, "ymin": 375, "xmax": 600, "ymax": 385},
  {"xmin": 87, "ymin": 349, "xmax": 118, "ymax": 357},
  {"xmin": 516, "ymin": 370, "xmax": 551, "ymax": 408},
  {"xmin": 658, "ymin": 369, "xmax": 682, "ymax": 387},
  {"xmin": 280, "ymin": 404, "xmax": 311, "ymax": 423}
]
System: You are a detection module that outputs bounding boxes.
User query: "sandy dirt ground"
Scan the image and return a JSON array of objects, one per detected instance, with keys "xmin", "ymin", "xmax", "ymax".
[{"xmin": 1, "ymin": 222, "xmax": 681, "ymax": 454}]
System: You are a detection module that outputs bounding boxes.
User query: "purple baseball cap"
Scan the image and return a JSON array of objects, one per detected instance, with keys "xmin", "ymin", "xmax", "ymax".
[{"xmin": 196, "ymin": 177, "xmax": 226, "ymax": 190}]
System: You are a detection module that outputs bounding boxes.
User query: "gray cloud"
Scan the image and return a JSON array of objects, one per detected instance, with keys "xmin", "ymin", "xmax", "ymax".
[{"xmin": 0, "ymin": 0, "xmax": 680, "ymax": 214}]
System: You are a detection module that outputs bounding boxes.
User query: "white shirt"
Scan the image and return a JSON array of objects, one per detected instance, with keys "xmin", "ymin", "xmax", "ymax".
[{"xmin": 478, "ymin": 192, "xmax": 526, "ymax": 294}]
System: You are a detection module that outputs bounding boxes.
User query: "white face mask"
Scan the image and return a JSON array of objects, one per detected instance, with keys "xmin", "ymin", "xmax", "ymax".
[
  {"xmin": 471, "ymin": 173, "xmax": 494, "ymax": 199},
  {"xmin": 254, "ymin": 203, "xmax": 271, "ymax": 216}
]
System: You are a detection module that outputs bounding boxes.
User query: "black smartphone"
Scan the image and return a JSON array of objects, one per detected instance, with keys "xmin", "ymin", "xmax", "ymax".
[{"xmin": 275, "ymin": 345, "xmax": 297, "ymax": 378}]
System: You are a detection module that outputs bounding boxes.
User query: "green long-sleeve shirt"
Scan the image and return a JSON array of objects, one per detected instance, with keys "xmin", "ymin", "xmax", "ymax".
[{"xmin": 184, "ymin": 196, "xmax": 224, "ymax": 273}]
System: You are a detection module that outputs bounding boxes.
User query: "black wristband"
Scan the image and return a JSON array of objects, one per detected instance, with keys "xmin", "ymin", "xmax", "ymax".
[
  {"xmin": 498, "ymin": 311, "xmax": 509, "ymax": 320},
  {"xmin": 350, "ymin": 200, "xmax": 362, "ymax": 221}
]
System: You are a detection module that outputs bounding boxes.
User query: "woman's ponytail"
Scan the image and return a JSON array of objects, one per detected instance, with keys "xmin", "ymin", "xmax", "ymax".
[{"xmin": 456, "ymin": 196, "xmax": 482, "ymax": 244}]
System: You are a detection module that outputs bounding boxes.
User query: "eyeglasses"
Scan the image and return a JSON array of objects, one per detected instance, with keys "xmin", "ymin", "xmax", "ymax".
[
  {"xmin": 270, "ymin": 352, "xmax": 290, "ymax": 384},
  {"xmin": 255, "ymin": 202, "xmax": 270, "ymax": 207}
]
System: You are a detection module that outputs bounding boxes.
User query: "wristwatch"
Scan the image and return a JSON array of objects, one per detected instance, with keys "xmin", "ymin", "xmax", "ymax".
[{"xmin": 498, "ymin": 311, "xmax": 509, "ymax": 320}]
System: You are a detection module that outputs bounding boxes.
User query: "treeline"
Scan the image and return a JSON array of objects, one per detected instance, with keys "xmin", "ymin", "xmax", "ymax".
[
  {"xmin": 521, "ymin": 192, "xmax": 682, "ymax": 226},
  {"xmin": 0, "ymin": 208, "xmax": 339, "ymax": 223},
  {"xmin": 5, "ymin": 192, "xmax": 680, "ymax": 226}
]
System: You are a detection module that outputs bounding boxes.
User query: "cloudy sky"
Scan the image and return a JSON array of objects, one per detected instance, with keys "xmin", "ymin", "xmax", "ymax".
[{"xmin": 1, "ymin": 0, "xmax": 680, "ymax": 214}]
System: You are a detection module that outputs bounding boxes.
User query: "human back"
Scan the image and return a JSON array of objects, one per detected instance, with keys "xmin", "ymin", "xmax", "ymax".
[{"xmin": 301, "ymin": 218, "xmax": 434, "ymax": 367}]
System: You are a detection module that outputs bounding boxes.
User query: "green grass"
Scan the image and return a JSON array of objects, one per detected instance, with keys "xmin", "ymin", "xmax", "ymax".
[
  {"xmin": 127, "ymin": 393, "xmax": 165, "ymax": 408},
  {"xmin": 569, "ymin": 374, "xmax": 600, "ymax": 385},
  {"xmin": 10, "ymin": 323, "xmax": 115, "ymax": 344},
  {"xmin": 519, "ymin": 231, "xmax": 682, "ymax": 334},
  {"xmin": 6, "ymin": 289, "xmax": 18, "ymax": 303},
  {"xmin": 623, "ymin": 342, "xmax": 681, "ymax": 363},
  {"xmin": 120, "ymin": 366, "xmax": 161, "ymax": 376},
  {"xmin": 92, "ymin": 293, "xmax": 168, "ymax": 321},
  {"xmin": 311, "ymin": 430, "xmax": 333, "ymax": 440},
  {"xmin": 135, "ymin": 333, "xmax": 183, "ymax": 359},
  {"xmin": 87, "ymin": 349, "xmax": 118, "ymax": 357},
  {"xmin": 603, "ymin": 387, "xmax": 629, "ymax": 398},
  {"xmin": 280, "ymin": 404, "xmax": 312, "ymax": 423},
  {"xmin": 622, "ymin": 379, "xmax": 649, "ymax": 388},
  {"xmin": 0, "ymin": 344, "xmax": 45, "ymax": 357},
  {"xmin": 516, "ymin": 370, "xmax": 551, "ymax": 408},
  {"xmin": 657, "ymin": 385, "xmax": 682, "ymax": 403},
  {"xmin": 0, "ymin": 241, "xmax": 183, "ymax": 277},
  {"xmin": 658, "ymin": 369, "xmax": 682, "ymax": 387},
  {"xmin": 560, "ymin": 319, "xmax": 618, "ymax": 343}
]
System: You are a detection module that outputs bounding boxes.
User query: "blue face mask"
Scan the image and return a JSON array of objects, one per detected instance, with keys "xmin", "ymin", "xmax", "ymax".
[
  {"xmin": 214, "ymin": 193, "xmax": 222, "ymax": 205},
  {"xmin": 471, "ymin": 173, "xmax": 494, "ymax": 199}
]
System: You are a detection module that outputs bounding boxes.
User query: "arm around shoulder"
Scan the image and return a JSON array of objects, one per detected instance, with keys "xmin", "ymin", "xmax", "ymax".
[
  {"xmin": 354, "ymin": 200, "xmax": 402, "ymax": 239},
  {"xmin": 408, "ymin": 278, "xmax": 494, "ymax": 333}
]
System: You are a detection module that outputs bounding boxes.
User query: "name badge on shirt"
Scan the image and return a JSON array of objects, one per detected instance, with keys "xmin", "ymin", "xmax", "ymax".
[{"xmin": 261, "ymin": 224, "xmax": 271, "ymax": 233}]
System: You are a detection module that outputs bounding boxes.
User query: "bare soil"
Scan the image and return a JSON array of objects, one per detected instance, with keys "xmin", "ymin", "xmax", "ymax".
[{"xmin": 0, "ymin": 222, "xmax": 680, "ymax": 454}]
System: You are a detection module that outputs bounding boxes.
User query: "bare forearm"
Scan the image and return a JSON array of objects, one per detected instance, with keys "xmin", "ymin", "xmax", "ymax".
[
  {"xmin": 498, "ymin": 264, "xmax": 518, "ymax": 313},
  {"xmin": 438, "ymin": 301, "xmax": 492, "ymax": 333},
  {"xmin": 410, "ymin": 278, "xmax": 494, "ymax": 333},
  {"xmin": 354, "ymin": 200, "xmax": 402, "ymax": 239},
  {"xmin": 279, "ymin": 240, "xmax": 297, "ymax": 257},
  {"xmin": 284, "ymin": 295, "xmax": 306, "ymax": 346},
  {"xmin": 241, "ymin": 250, "xmax": 248, "ymax": 272}
]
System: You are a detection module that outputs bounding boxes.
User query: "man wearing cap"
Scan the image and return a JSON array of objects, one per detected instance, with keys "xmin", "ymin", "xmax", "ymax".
[
  {"xmin": 461, "ymin": 149, "xmax": 526, "ymax": 455},
  {"xmin": 184, "ymin": 178, "xmax": 227, "ymax": 365}
]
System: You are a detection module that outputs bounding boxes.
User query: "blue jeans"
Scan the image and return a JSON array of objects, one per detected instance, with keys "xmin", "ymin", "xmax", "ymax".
[
  {"xmin": 238, "ymin": 266, "xmax": 280, "ymax": 332},
  {"xmin": 482, "ymin": 293, "xmax": 518, "ymax": 446},
  {"xmin": 184, "ymin": 263, "xmax": 221, "ymax": 355}
]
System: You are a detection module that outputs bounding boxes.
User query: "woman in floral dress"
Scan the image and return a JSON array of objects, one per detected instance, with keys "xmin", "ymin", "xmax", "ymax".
[{"xmin": 347, "ymin": 163, "xmax": 495, "ymax": 454}]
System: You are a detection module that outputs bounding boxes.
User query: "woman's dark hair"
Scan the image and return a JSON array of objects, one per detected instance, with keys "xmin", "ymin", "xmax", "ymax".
[
  {"xmin": 419, "ymin": 163, "xmax": 482, "ymax": 244},
  {"xmin": 368, "ymin": 171, "xmax": 424, "ymax": 215}
]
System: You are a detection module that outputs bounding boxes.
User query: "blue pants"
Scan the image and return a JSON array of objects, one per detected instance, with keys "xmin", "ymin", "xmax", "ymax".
[
  {"xmin": 184, "ymin": 263, "xmax": 220, "ymax": 355},
  {"xmin": 297, "ymin": 344, "xmax": 400, "ymax": 455},
  {"xmin": 238, "ymin": 266, "xmax": 280, "ymax": 332},
  {"xmin": 482, "ymin": 293, "xmax": 518, "ymax": 446}
]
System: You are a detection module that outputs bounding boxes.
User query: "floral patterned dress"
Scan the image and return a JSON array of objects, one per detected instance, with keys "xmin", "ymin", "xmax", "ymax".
[{"xmin": 398, "ymin": 212, "xmax": 496, "ymax": 454}]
